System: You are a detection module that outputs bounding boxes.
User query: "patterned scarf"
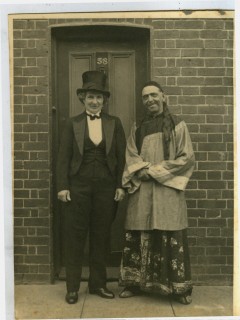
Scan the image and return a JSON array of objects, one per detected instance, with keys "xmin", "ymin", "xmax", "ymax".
[{"xmin": 162, "ymin": 101, "xmax": 176, "ymax": 160}]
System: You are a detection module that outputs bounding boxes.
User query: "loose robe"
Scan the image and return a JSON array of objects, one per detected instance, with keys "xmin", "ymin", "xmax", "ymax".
[{"xmin": 122, "ymin": 115, "xmax": 195, "ymax": 231}]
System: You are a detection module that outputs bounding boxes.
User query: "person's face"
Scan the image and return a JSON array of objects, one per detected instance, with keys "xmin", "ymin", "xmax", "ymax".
[
  {"xmin": 83, "ymin": 91, "xmax": 104, "ymax": 114},
  {"xmin": 142, "ymin": 85, "xmax": 165, "ymax": 115}
]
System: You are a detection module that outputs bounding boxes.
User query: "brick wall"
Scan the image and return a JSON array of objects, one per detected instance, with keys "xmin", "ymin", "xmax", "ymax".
[{"xmin": 13, "ymin": 16, "xmax": 234, "ymax": 285}]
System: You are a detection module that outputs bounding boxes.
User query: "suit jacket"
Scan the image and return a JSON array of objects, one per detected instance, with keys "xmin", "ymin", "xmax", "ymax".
[{"xmin": 56, "ymin": 111, "xmax": 126, "ymax": 192}]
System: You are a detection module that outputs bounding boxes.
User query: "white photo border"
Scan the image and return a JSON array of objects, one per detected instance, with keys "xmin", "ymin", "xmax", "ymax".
[{"xmin": 0, "ymin": 1, "xmax": 238, "ymax": 320}]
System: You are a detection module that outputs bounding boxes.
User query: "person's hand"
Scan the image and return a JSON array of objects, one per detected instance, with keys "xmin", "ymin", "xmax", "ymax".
[
  {"xmin": 114, "ymin": 188, "xmax": 125, "ymax": 201},
  {"xmin": 58, "ymin": 190, "xmax": 71, "ymax": 202},
  {"xmin": 137, "ymin": 168, "xmax": 150, "ymax": 181}
]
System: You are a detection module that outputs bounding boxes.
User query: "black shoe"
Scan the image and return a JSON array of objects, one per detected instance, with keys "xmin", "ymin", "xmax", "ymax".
[
  {"xmin": 65, "ymin": 291, "xmax": 78, "ymax": 304},
  {"xmin": 89, "ymin": 287, "xmax": 115, "ymax": 299}
]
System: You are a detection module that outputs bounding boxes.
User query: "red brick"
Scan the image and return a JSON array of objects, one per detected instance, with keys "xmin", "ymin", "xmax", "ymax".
[
  {"xmin": 206, "ymin": 20, "xmax": 225, "ymax": 29},
  {"xmin": 206, "ymin": 228, "xmax": 221, "ymax": 237},
  {"xmin": 201, "ymin": 30, "xmax": 227, "ymax": 39},
  {"xmin": 154, "ymin": 67, "xmax": 180, "ymax": 76},
  {"xmin": 14, "ymin": 39, "xmax": 28, "ymax": 48},
  {"xmin": 178, "ymin": 96, "xmax": 205, "ymax": 105},
  {"xmin": 179, "ymin": 30, "xmax": 200, "ymax": 39},
  {"xmin": 177, "ymin": 58, "xmax": 204, "ymax": 67},
  {"xmin": 204, "ymin": 78, "xmax": 223, "ymax": 86},
  {"xmin": 189, "ymin": 247, "xmax": 205, "ymax": 256},
  {"xmin": 197, "ymin": 200, "xmax": 226, "ymax": 209},
  {"xmin": 200, "ymin": 124, "xmax": 227, "ymax": 133},
  {"xmin": 220, "ymin": 247, "xmax": 233, "ymax": 256},
  {"xmin": 24, "ymin": 142, "xmax": 48, "ymax": 151},
  {"xmin": 14, "ymin": 190, "xmax": 30, "ymax": 198},
  {"xmin": 223, "ymin": 171, "xmax": 233, "ymax": 180},
  {"xmin": 201, "ymin": 86, "xmax": 228, "ymax": 95},
  {"xmin": 207, "ymin": 191, "xmax": 222, "ymax": 201},
  {"xmin": 155, "ymin": 30, "xmax": 179, "ymax": 39},
  {"xmin": 176, "ymin": 40, "xmax": 204, "ymax": 48},
  {"xmin": 205, "ymin": 58, "xmax": 224, "ymax": 68},
  {"xmin": 24, "ymin": 180, "xmax": 49, "ymax": 188},
  {"xmin": 199, "ymin": 181, "xmax": 226, "ymax": 190},
  {"xmin": 177, "ymin": 77, "xmax": 204, "ymax": 86},
  {"xmin": 225, "ymin": 20, "xmax": 234, "ymax": 30},
  {"xmin": 37, "ymin": 246, "xmax": 50, "ymax": 254},
  {"xmin": 205, "ymin": 39, "xmax": 224, "ymax": 48},
  {"xmin": 154, "ymin": 49, "xmax": 180, "ymax": 57},
  {"xmin": 198, "ymin": 255, "xmax": 226, "ymax": 265},
  {"xmin": 208, "ymin": 134, "xmax": 222, "ymax": 143},
  {"xmin": 24, "ymin": 198, "xmax": 49, "ymax": 207},
  {"xmin": 154, "ymin": 40, "xmax": 166, "ymax": 48},
  {"xmin": 198, "ymin": 143, "xmax": 226, "ymax": 151},
  {"xmin": 198, "ymin": 68, "xmax": 226, "ymax": 77},
  {"xmin": 23, "ymin": 124, "xmax": 48, "ymax": 133},
  {"xmin": 182, "ymin": 87, "xmax": 199, "ymax": 95},
  {"xmin": 25, "ymin": 255, "xmax": 50, "ymax": 264},
  {"xmin": 23, "ymin": 66, "xmax": 48, "ymax": 77},
  {"xmin": 22, "ymin": 30, "xmax": 46, "ymax": 39},
  {"xmin": 181, "ymin": 49, "xmax": 199, "ymax": 57},
  {"xmin": 207, "ymin": 171, "xmax": 222, "ymax": 180},
  {"xmin": 200, "ymin": 49, "xmax": 226, "ymax": 57},
  {"xmin": 38, "ymin": 265, "xmax": 51, "ymax": 273},
  {"xmin": 222, "ymin": 190, "xmax": 233, "ymax": 199},
  {"xmin": 22, "ymin": 48, "xmax": 48, "ymax": 57},
  {"xmin": 174, "ymin": 20, "xmax": 204, "ymax": 29},
  {"xmin": 221, "ymin": 266, "xmax": 233, "ymax": 274},
  {"xmin": 14, "ymin": 180, "xmax": 23, "ymax": 189},
  {"xmin": 208, "ymin": 152, "xmax": 227, "ymax": 161},
  {"xmin": 14, "ymin": 151, "xmax": 30, "ymax": 160}
]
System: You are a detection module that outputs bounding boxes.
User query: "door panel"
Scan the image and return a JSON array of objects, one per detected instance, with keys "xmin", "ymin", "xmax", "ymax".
[
  {"xmin": 109, "ymin": 52, "xmax": 135, "ymax": 138},
  {"xmin": 69, "ymin": 53, "xmax": 93, "ymax": 117},
  {"xmin": 53, "ymin": 25, "xmax": 150, "ymax": 275}
]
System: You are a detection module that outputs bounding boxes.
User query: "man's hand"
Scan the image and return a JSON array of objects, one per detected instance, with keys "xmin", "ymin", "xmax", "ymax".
[
  {"xmin": 58, "ymin": 190, "xmax": 71, "ymax": 202},
  {"xmin": 137, "ymin": 168, "xmax": 150, "ymax": 181},
  {"xmin": 114, "ymin": 188, "xmax": 125, "ymax": 201}
]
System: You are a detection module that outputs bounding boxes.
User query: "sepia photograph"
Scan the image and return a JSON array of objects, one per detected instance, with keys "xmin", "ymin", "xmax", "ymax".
[{"xmin": 0, "ymin": 1, "xmax": 239, "ymax": 319}]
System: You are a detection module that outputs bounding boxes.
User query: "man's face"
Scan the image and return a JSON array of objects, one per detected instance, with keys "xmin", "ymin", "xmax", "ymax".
[
  {"xmin": 83, "ymin": 91, "xmax": 104, "ymax": 114},
  {"xmin": 142, "ymin": 85, "xmax": 165, "ymax": 115}
]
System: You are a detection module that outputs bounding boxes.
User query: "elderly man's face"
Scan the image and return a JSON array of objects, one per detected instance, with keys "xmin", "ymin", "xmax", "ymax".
[
  {"xmin": 142, "ymin": 85, "xmax": 165, "ymax": 115},
  {"xmin": 83, "ymin": 91, "xmax": 104, "ymax": 114}
]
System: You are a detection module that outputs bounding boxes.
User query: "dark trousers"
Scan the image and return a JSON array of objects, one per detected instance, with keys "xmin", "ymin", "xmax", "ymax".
[{"xmin": 62, "ymin": 173, "xmax": 117, "ymax": 292}]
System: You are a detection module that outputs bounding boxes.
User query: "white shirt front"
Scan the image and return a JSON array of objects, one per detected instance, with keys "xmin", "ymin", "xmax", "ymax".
[{"xmin": 86, "ymin": 111, "xmax": 102, "ymax": 146}]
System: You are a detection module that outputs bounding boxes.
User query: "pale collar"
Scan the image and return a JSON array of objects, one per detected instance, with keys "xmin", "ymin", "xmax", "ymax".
[{"xmin": 86, "ymin": 110, "xmax": 101, "ymax": 117}]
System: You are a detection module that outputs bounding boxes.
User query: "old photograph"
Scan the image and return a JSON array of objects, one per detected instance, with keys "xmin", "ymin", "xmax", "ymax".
[{"xmin": 4, "ymin": 6, "xmax": 237, "ymax": 319}]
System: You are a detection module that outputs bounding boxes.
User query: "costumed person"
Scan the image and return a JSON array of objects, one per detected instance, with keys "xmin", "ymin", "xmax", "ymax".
[
  {"xmin": 57, "ymin": 70, "xmax": 126, "ymax": 304},
  {"xmin": 119, "ymin": 81, "xmax": 195, "ymax": 305}
]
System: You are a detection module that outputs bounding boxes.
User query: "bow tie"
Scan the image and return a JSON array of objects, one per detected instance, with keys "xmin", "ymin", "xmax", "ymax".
[{"xmin": 86, "ymin": 113, "xmax": 101, "ymax": 120}]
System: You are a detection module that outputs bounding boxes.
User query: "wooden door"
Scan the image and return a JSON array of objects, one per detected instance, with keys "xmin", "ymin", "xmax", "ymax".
[{"xmin": 52, "ymin": 25, "xmax": 150, "ymax": 277}]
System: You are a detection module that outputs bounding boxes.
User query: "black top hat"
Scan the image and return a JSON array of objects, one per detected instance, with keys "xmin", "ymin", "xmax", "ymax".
[{"xmin": 76, "ymin": 70, "xmax": 110, "ymax": 97}]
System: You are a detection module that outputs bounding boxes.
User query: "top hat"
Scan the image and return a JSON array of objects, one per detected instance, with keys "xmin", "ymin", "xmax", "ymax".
[{"xmin": 76, "ymin": 70, "xmax": 110, "ymax": 97}]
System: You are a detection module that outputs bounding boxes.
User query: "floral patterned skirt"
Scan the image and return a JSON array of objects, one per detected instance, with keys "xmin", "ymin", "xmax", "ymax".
[{"xmin": 119, "ymin": 229, "xmax": 192, "ymax": 296}]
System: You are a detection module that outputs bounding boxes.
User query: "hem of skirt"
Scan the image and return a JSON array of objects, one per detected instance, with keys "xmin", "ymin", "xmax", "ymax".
[{"xmin": 119, "ymin": 279, "xmax": 193, "ymax": 296}]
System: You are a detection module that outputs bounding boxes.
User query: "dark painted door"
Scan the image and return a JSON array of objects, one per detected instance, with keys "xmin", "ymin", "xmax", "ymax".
[{"xmin": 52, "ymin": 25, "xmax": 150, "ymax": 277}]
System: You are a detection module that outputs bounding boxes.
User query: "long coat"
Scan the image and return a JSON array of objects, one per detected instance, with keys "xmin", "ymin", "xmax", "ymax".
[
  {"xmin": 56, "ymin": 111, "xmax": 126, "ymax": 192},
  {"xmin": 122, "ymin": 116, "xmax": 195, "ymax": 231}
]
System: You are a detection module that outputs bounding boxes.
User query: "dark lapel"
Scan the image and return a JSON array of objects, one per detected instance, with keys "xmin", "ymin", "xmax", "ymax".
[
  {"xmin": 72, "ymin": 112, "xmax": 86, "ymax": 155},
  {"xmin": 102, "ymin": 114, "xmax": 115, "ymax": 155}
]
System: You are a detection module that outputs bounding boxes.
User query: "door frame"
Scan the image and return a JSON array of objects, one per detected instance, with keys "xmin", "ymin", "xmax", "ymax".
[{"xmin": 49, "ymin": 22, "xmax": 153, "ymax": 279}]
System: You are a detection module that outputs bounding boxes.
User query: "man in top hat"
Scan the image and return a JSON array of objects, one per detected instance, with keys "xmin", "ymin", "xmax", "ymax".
[{"xmin": 57, "ymin": 70, "xmax": 126, "ymax": 304}]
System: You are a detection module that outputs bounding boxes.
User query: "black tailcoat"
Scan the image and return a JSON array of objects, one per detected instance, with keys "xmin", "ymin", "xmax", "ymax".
[
  {"xmin": 56, "ymin": 111, "xmax": 126, "ymax": 292},
  {"xmin": 57, "ymin": 111, "xmax": 126, "ymax": 191}
]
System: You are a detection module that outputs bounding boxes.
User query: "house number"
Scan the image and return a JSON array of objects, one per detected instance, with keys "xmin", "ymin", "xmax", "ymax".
[{"xmin": 97, "ymin": 57, "xmax": 108, "ymax": 65}]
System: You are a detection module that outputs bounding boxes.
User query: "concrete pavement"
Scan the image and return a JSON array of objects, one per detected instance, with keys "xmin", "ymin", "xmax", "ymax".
[{"xmin": 14, "ymin": 281, "xmax": 233, "ymax": 319}]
